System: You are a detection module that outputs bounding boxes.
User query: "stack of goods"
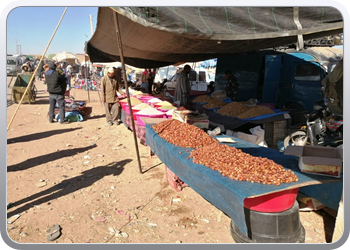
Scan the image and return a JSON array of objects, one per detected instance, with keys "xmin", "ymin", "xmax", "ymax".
[
  {"xmin": 172, "ymin": 107, "xmax": 209, "ymax": 128},
  {"xmin": 193, "ymin": 95, "xmax": 212, "ymax": 104},
  {"xmin": 189, "ymin": 143, "xmax": 298, "ymax": 185},
  {"xmin": 203, "ymin": 98, "xmax": 227, "ymax": 109},
  {"xmin": 152, "ymin": 119, "xmax": 217, "ymax": 148},
  {"xmin": 236, "ymin": 105, "xmax": 275, "ymax": 119},
  {"xmin": 217, "ymin": 102, "xmax": 248, "ymax": 117}
]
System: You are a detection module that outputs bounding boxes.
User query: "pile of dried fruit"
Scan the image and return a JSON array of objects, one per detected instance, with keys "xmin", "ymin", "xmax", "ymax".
[
  {"xmin": 189, "ymin": 143, "xmax": 298, "ymax": 185},
  {"xmin": 151, "ymin": 119, "xmax": 217, "ymax": 148},
  {"xmin": 193, "ymin": 95, "xmax": 212, "ymax": 103},
  {"xmin": 217, "ymin": 102, "xmax": 248, "ymax": 117},
  {"xmin": 236, "ymin": 105, "xmax": 275, "ymax": 119},
  {"xmin": 203, "ymin": 99, "xmax": 227, "ymax": 109}
]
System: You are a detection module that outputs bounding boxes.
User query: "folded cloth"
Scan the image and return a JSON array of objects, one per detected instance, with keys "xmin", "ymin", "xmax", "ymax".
[{"xmin": 55, "ymin": 111, "xmax": 83, "ymax": 122}]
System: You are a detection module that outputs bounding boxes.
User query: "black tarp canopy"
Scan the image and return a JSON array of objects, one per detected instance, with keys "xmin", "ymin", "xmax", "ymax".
[{"xmin": 86, "ymin": 7, "xmax": 343, "ymax": 68}]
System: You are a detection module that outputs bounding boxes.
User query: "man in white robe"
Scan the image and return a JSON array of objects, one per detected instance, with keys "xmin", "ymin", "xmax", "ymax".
[{"xmin": 174, "ymin": 65, "xmax": 191, "ymax": 106}]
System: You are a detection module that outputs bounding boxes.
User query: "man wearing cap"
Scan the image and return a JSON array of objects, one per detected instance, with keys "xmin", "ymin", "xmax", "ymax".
[
  {"xmin": 101, "ymin": 67, "xmax": 125, "ymax": 126},
  {"xmin": 45, "ymin": 61, "xmax": 68, "ymax": 124}
]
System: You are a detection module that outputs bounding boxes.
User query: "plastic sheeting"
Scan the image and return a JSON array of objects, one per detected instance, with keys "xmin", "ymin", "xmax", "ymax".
[
  {"xmin": 145, "ymin": 124, "xmax": 342, "ymax": 236},
  {"xmin": 86, "ymin": 7, "xmax": 343, "ymax": 68}
]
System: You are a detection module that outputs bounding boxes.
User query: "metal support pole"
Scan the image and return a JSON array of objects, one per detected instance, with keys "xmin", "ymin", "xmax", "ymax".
[{"xmin": 112, "ymin": 10, "xmax": 143, "ymax": 174}]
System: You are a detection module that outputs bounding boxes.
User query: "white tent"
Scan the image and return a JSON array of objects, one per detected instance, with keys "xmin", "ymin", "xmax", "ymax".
[{"xmin": 52, "ymin": 51, "xmax": 77, "ymax": 62}]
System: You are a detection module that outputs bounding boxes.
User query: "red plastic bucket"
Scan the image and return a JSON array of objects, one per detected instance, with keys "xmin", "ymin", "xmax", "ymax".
[
  {"xmin": 243, "ymin": 188, "xmax": 299, "ymax": 212},
  {"xmin": 131, "ymin": 109, "xmax": 141, "ymax": 120}
]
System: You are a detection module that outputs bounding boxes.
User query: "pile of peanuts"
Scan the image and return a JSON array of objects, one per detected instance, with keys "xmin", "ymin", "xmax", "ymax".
[
  {"xmin": 189, "ymin": 143, "xmax": 298, "ymax": 186},
  {"xmin": 236, "ymin": 105, "xmax": 275, "ymax": 119},
  {"xmin": 217, "ymin": 102, "xmax": 248, "ymax": 117},
  {"xmin": 203, "ymin": 99, "xmax": 227, "ymax": 109},
  {"xmin": 192, "ymin": 95, "xmax": 213, "ymax": 103},
  {"xmin": 151, "ymin": 119, "xmax": 217, "ymax": 148}
]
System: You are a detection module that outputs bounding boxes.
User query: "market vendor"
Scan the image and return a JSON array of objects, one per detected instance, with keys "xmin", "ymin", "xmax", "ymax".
[
  {"xmin": 224, "ymin": 70, "xmax": 239, "ymax": 101},
  {"xmin": 174, "ymin": 64, "xmax": 191, "ymax": 106},
  {"xmin": 101, "ymin": 67, "xmax": 125, "ymax": 126}
]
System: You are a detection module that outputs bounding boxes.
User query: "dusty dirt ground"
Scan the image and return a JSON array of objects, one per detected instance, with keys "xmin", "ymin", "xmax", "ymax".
[{"xmin": 6, "ymin": 77, "xmax": 337, "ymax": 244}]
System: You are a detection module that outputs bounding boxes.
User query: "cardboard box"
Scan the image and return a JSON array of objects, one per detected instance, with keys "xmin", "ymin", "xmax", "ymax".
[
  {"xmin": 284, "ymin": 145, "xmax": 343, "ymax": 178},
  {"xmin": 297, "ymin": 193, "xmax": 325, "ymax": 210},
  {"xmin": 185, "ymin": 119, "xmax": 209, "ymax": 129},
  {"xmin": 236, "ymin": 132, "xmax": 258, "ymax": 144},
  {"xmin": 198, "ymin": 83, "xmax": 208, "ymax": 91}
]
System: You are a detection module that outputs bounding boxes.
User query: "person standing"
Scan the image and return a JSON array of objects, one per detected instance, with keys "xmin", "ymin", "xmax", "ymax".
[
  {"xmin": 141, "ymin": 69, "xmax": 148, "ymax": 84},
  {"xmin": 56, "ymin": 62, "xmax": 64, "ymax": 75},
  {"xmin": 174, "ymin": 65, "xmax": 191, "ymax": 106},
  {"xmin": 101, "ymin": 67, "xmax": 125, "ymax": 126},
  {"xmin": 224, "ymin": 70, "xmax": 240, "ymax": 101},
  {"xmin": 45, "ymin": 62, "xmax": 68, "ymax": 124},
  {"xmin": 64, "ymin": 65, "xmax": 72, "ymax": 88},
  {"xmin": 147, "ymin": 69, "xmax": 154, "ymax": 94}
]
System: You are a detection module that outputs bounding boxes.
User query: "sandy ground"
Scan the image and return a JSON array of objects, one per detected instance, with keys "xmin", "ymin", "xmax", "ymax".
[{"xmin": 6, "ymin": 77, "xmax": 337, "ymax": 244}]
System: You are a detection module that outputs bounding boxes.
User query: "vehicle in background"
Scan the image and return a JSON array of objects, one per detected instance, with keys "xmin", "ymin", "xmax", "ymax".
[
  {"xmin": 7, "ymin": 55, "xmax": 22, "ymax": 76},
  {"xmin": 164, "ymin": 68, "xmax": 212, "ymax": 92},
  {"xmin": 215, "ymin": 47, "xmax": 343, "ymax": 113}
]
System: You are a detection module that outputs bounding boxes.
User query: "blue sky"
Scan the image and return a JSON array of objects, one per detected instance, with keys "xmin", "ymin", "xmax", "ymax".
[{"xmin": 7, "ymin": 7, "xmax": 98, "ymax": 56}]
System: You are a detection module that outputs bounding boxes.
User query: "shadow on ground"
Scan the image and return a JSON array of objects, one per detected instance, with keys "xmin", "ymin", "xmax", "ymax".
[{"xmin": 7, "ymin": 160, "xmax": 131, "ymax": 218}]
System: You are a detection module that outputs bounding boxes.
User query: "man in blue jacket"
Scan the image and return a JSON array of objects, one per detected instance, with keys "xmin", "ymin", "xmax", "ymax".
[{"xmin": 45, "ymin": 61, "xmax": 68, "ymax": 124}]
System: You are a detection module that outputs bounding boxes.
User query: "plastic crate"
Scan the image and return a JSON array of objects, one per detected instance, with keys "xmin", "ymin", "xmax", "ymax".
[
  {"xmin": 165, "ymin": 166, "xmax": 188, "ymax": 192},
  {"xmin": 263, "ymin": 120, "xmax": 288, "ymax": 146},
  {"xmin": 282, "ymin": 109, "xmax": 307, "ymax": 126}
]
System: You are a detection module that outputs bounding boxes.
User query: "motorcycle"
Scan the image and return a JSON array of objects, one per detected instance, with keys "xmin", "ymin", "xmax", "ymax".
[
  {"xmin": 153, "ymin": 78, "xmax": 168, "ymax": 94},
  {"xmin": 284, "ymin": 98, "xmax": 343, "ymax": 149}
]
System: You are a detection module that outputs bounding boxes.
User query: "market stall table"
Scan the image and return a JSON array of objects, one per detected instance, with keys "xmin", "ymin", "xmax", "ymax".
[
  {"xmin": 120, "ymin": 109, "xmax": 168, "ymax": 146},
  {"xmin": 145, "ymin": 123, "xmax": 342, "ymax": 242},
  {"xmin": 193, "ymin": 103, "xmax": 291, "ymax": 131}
]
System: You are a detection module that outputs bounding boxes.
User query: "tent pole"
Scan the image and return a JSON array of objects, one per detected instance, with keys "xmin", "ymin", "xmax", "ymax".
[
  {"xmin": 7, "ymin": 7, "xmax": 68, "ymax": 132},
  {"xmin": 112, "ymin": 11, "xmax": 143, "ymax": 174}
]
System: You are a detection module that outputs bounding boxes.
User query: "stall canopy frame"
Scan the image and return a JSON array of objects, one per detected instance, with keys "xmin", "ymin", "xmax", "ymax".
[{"xmin": 86, "ymin": 7, "xmax": 343, "ymax": 68}]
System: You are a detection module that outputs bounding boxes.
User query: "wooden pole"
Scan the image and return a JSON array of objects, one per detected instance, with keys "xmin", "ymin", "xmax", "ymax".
[
  {"xmin": 7, "ymin": 7, "xmax": 68, "ymax": 132},
  {"xmin": 112, "ymin": 10, "xmax": 143, "ymax": 174}
]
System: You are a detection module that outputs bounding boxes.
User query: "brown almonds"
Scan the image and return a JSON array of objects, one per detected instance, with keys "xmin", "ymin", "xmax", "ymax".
[
  {"xmin": 189, "ymin": 143, "xmax": 298, "ymax": 186},
  {"xmin": 152, "ymin": 120, "xmax": 217, "ymax": 148}
]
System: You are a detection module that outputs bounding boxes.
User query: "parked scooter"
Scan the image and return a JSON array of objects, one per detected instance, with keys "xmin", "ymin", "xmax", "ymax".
[{"xmin": 284, "ymin": 98, "xmax": 343, "ymax": 149}]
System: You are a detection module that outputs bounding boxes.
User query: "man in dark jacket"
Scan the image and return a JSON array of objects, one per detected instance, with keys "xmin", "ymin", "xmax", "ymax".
[
  {"xmin": 224, "ymin": 70, "xmax": 240, "ymax": 101},
  {"xmin": 45, "ymin": 61, "xmax": 68, "ymax": 123}
]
